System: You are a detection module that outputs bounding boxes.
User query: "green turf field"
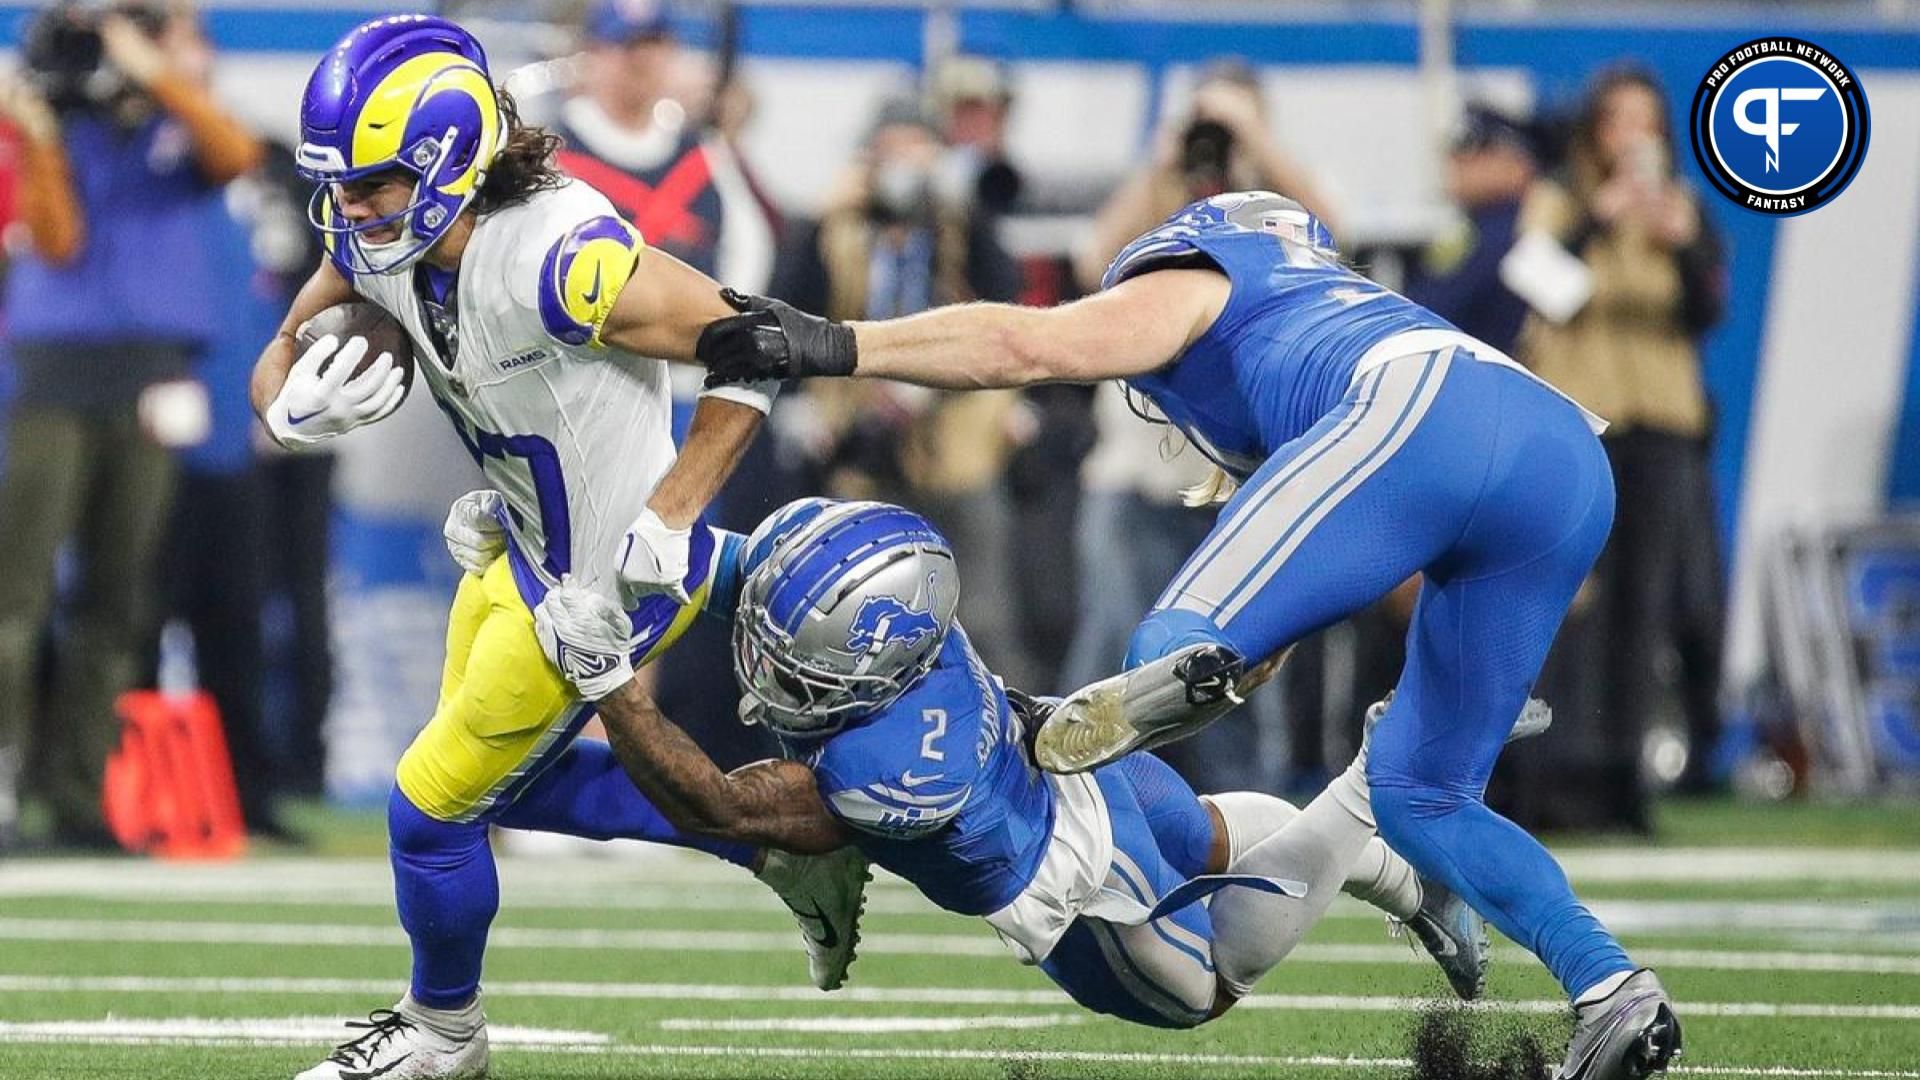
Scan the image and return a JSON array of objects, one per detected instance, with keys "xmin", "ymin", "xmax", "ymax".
[{"xmin": 1, "ymin": 798, "xmax": 1917, "ymax": 1079}]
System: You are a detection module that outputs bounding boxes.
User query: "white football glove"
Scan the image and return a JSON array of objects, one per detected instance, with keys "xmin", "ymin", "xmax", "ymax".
[
  {"xmin": 443, "ymin": 489, "xmax": 507, "ymax": 576},
  {"xmin": 266, "ymin": 333, "xmax": 406, "ymax": 449},
  {"xmin": 533, "ymin": 577, "xmax": 636, "ymax": 702},
  {"xmin": 615, "ymin": 506, "xmax": 693, "ymax": 607}
]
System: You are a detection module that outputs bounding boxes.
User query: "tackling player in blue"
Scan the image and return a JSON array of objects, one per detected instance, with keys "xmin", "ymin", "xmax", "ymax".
[
  {"xmin": 533, "ymin": 497, "xmax": 1512, "ymax": 1028},
  {"xmin": 693, "ymin": 192, "xmax": 1681, "ymax": 1080}
]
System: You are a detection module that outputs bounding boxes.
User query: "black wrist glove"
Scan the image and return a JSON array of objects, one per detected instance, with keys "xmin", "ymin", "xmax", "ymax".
[
  {"xmin": 698, "ymin": 288, "xmax": 858, "ymax": 387},
  {"xmin": 1004, "ymin": 686, "xmax": 1059, "ymax": 764}
]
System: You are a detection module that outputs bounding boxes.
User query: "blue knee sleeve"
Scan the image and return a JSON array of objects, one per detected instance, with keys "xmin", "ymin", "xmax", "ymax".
[
  {"xmin": 389, "ymin": 786, "xmax": 496, "ymax": 1010},
  {"xmin": 1125, "ymin": 609, "xmax": 1231, "ymax": 669},
  {"xmin": 1113, "ymin": 753, "xmax": 1214, "ymax": 880},
  {"xmin": 493, "ymin": 739, "xmax": 756, "ymax": 868},
  {"xmin": 1370, "ymin": 780, "xmax": 1632, "ymax": 999}
]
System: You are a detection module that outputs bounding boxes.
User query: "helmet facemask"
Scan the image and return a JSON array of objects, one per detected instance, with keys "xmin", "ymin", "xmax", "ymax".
[
  {"xmin": 733, "ymin": 588, "xmax": 927, "ymax": 741},
  {"xmin": 304, "ymin": 119, "xmax": 492, "ymax": 276}
]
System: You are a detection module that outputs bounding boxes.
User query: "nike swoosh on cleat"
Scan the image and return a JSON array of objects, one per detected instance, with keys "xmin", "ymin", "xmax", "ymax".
[
  {"xmin": 782, "ymin": 898, "xmax": 839, "ymax": 949},
  {"xmin": 340, "ymin": 1053, "xmax": 413, "ymax": 1080},
  {"xmin": 1563, "ymin": 992, "xmax": 1661, "ymax": 1079}
]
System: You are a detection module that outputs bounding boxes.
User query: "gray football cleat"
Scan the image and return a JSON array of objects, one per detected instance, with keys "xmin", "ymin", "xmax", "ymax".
[
  {"xmin": 758, "ymin": 846, "xmax": 871, "ymax": 991},
  {"xmin": 1512, "ymin": 696, "xmax": 1554, "ymax": 741},
  {"xmin": 1398, "ymin": 875, "xmax": 1491, "ymax": 1000},
  {"xmin": 1363, "ymin": 692, "xmax": 1554, "ymax": 744},
  {"xmin": 1033, "ymin": 643, "xmax": 1246, "ymax": 774},
  {"xmin": 1556, "ymin": 969, "xmax": 1683, "ymax": 1080}
]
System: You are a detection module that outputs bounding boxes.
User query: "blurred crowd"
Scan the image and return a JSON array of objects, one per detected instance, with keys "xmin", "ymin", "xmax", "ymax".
[{"xmin": 0, "ymin": 0, "xmax": 1727, "ymax": 853}]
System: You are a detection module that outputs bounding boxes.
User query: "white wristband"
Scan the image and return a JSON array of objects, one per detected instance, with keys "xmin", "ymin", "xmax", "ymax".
[{"xmin": 698, "ymin": 378, "xmax": 781, "ymax": 415}]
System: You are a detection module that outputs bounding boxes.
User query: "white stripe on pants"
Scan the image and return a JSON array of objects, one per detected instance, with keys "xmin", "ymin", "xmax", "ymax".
[{"xmin": 1163, "ymin": 348, "xmax": 1455, "ymax": 626}]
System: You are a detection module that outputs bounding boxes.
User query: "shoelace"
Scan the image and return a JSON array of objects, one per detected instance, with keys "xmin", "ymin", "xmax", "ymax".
[
  {"xmin": 327, "ymin": 1009, "xmax": 417, "ymax": 1066},
  {"xmin": 1385, "ymin": 915, "xmax": 1420, "ymax": 953}
]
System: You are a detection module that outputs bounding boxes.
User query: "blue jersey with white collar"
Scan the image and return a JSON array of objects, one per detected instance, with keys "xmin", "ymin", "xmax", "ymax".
[
  {"xmin": 721, "ymin": 510, "xmax": 1054, "ymax": 917},
  {"xmin": 1103, "ymin": 193, "xmax": 1456, "ymax": 478},
  {"xmin": 787, "ymin": 627, "xmax": 1052, "ymax": 916}
]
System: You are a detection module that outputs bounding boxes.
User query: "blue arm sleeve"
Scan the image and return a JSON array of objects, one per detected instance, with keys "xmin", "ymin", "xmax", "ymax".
[{"xmin": 701, "ymin": 529, "xmax": 749, "ymax": 623}]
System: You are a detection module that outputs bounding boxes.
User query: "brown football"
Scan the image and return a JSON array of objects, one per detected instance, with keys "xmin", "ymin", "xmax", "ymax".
[{"xmin": 295, "ymin": 302, "xmax": 417, "ymax": 396}]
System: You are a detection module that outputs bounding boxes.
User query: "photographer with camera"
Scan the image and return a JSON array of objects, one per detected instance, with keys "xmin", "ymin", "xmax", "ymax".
[
  {"xmin": 0, "ymin": 1, "xmax": 261, "ymax": 851},
  {"xmin": 768, "ymin": 93, "xmax": 1031, "ymax": 683},
  {"xmin": 1074, "ymin": 59, "xmax": 1336, "ymax": 291}
]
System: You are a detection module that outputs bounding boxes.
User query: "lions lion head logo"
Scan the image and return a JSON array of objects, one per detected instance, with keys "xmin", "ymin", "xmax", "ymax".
[{"xmin": 845, "ymin": 574, "xmax": 941, "ymax": 656}]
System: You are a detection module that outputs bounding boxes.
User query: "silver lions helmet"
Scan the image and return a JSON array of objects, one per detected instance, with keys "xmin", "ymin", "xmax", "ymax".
[
  {"xmin": 1217, "ymin": 190, "xmax": 1338, "ymax": 255},
  {"xmin": 733, "ymin": 499, "xmax": 961, "ymax": 740}
]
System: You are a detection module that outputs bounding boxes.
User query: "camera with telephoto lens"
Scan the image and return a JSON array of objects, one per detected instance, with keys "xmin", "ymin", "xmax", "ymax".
[
  {"xmin": 1180, "ymin": 118, "xmax": 1235, "ymax": 196},
  {"xmin": 21, "ymin": 2, "xmax": 165, "ymax": 116}
]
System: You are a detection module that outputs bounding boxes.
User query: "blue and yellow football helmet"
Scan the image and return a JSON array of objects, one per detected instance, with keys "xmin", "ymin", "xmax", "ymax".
[{"xmin": 295, "ymin": 15, "xmax": 503, "ymax": 276}]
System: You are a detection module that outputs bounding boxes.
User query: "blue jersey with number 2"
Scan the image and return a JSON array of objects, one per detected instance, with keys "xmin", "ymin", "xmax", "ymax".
[
  {"xmin": 794, "ymin": 629, "xmax": 1052, "ymax": 916},
  {"xmin": 727, "ymin": 519, "xmax": 1053, "ymax": 918}
]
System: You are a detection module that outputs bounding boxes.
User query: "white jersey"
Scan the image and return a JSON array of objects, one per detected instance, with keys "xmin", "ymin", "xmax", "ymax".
[{"xmin": 351, "ymin": 180, "xmax": 673, "ymax": 602}]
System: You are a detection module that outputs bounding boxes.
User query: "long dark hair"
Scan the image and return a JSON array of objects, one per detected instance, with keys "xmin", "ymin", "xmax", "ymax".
[
  {"xmin": 472, "ymin": 88, "xmax": 566, "ymax": 214},
  {"xmin": 1568, "ymin": 64, "xmax": 1674, "ymax": 199}
]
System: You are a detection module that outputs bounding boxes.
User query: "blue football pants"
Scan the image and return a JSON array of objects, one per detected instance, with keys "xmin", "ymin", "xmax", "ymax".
[{"xmin": 1128, "ymin": 348, "xmax": 1633, "ymax": 999}]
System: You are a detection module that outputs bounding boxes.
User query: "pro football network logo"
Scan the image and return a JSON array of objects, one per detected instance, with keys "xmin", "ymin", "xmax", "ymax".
[{"xmin": 1690, "ymin": 37, "xmax": 1869, "ymax": 216}]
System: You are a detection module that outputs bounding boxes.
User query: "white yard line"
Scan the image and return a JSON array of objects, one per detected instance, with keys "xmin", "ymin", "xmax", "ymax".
[
  {"xmin": 3, "ymin": 916, "xmax": 1918, "ymax": 976},
  {"xmin": 1586, "ymin": 900, "xmax": 1920, "ymax": 936},
  {"xmin": 6, "ymin": 862, "xmax": 1920, "ymax": 950},
  {"xmin": 2, "ymin": 846, "xmax": 1918, "ymax": 900},
  {"xmin": 0, "ymin": 1028, "xmax": 1909, "ymax": 1080},
  {"xmin": 12, "ymin": 877, "xmax": 1919, "ymax": 938},
  {"xmin": 0, "ymin": 881, "xmax": 948, "ymax": 917},
  {"xmin": 1228, "ymin": 995, "xmax": 1920, "ymax": 1021},
  {"xmin": 658, "ymin": 1014, "xmax": 1084, "ymax": 1033},
  {"xmin": 0, "ymin": 1016, "xmax": 605, "ymax": 1045},
  {"xmin": 0, "ymin": 975, "xmax": 1914, "ymax": 1022},
  {"xmin": 546, "ymin": 1046, "xmax": 1920, "ymax": 1079},
  {"xmin": 0, "ymin": 917, "xmax": 1004, "ymax": 956}
]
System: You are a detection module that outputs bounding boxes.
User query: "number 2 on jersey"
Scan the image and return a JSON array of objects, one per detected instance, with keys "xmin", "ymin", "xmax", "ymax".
[{"xmin": 920, "ymin": 709, "xmax": 948, "ymax": 761}]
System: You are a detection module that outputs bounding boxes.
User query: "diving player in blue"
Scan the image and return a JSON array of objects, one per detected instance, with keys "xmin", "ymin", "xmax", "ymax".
[
  {"xmin": 532, "ymin": 498, "xmax": 1500, "ymax": 1028},
  {"xmin": 691, "ymin": 192, "xmax": 1682, "ymax": 1080}
]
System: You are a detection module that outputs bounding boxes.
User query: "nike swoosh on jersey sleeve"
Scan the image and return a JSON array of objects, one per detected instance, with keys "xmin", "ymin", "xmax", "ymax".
[{"xmin": 537, "ymin": 214, "xmax": 644, "ymax": 347}]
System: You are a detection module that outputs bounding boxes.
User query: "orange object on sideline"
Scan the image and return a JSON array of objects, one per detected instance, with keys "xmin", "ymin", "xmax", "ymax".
[{"xmin": 102, "ymin": 690, "xmax": 248, "ymax": 859}]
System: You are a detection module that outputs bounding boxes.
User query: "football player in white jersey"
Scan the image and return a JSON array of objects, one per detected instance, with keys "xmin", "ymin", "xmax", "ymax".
[{"xmin": 247, "ymin": 17, "xmax": 866, "ymax": 1080}]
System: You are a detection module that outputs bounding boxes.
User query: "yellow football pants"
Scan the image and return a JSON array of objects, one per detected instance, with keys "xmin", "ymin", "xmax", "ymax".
[{"xmin": 394, "ymin": 557, "xmax": 703, "ymax": 823}]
